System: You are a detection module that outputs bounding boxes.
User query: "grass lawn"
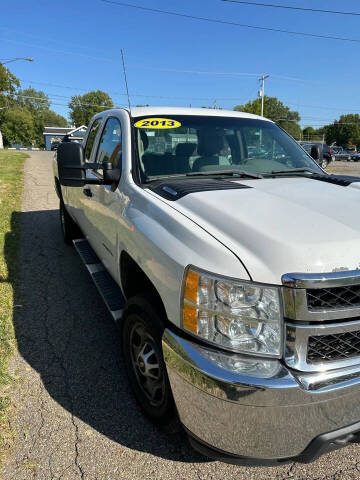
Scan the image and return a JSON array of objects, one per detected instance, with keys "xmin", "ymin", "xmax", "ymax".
[{"xmin": 0, "ymin": 149, "xmax": 27, "ymax": 466}]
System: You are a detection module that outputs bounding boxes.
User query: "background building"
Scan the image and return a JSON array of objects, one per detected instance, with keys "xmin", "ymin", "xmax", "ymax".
[{"xmin": 43, "ymin": 125, "xmax": 87, "ymax": 150}]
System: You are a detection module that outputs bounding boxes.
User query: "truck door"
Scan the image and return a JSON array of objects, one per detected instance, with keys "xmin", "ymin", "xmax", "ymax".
[
  {"xmin": 83, "ymin": 116, "xmax": 124, "ymax": 280},
  {"xmin": 66, "ymin": 117, "xmax": 103, "ymax": 235}
]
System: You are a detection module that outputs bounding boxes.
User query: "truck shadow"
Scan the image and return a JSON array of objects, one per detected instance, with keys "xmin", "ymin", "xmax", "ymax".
[{"xmin": 4, "ymin": 209, "xmax": 206, "ymax": 463}]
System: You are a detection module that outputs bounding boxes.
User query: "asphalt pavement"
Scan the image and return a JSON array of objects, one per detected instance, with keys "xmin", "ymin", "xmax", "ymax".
[{"xmin": 2, "ymin": 152, "xmax": 360, "ymax": 479}]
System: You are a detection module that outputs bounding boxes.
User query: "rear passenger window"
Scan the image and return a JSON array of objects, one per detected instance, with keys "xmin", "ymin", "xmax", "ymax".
[
  {"xmin": 84, "ymin": 119, "xmax": 102, "ymax": 162},
  {"xmin": 96, "ymin": 117, "xmax": 122, "ymax": 168}
]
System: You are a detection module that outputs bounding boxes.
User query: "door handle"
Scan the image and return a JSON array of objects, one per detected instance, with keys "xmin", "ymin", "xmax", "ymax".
[{"xmin": 83, "ymin": 188, "xmax": 93, "ymax": 197}]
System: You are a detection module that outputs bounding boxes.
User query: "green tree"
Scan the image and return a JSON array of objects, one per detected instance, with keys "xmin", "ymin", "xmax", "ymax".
[
  {"xmin": 234, "ymin": 96, "xmax": 301, "ymax": 139},
  {"xmin": 34, "ymin": 109, "xmax": 68, "ymax": 147},
  {"xmin": 323, "ymin": 114, "xmax": 360, "ymax": 148},
  {"xmin": 1, "ymin": 108, "xmax": 35, "ymax": 146},
  {"xmin": 0, "ymin": 69, "xmax": 67, "ymax": 147},
  {"xmin": 302, "ymin": 126, "xmax": 315, "ymax": 139},
  {"xmin": 15, "ymin": 88, "xmax": 67, "ymax": 146},
  {"xmin": 41, "ymin": 109, "xmax": 67, "ymax": 128},
  {"xmin": 0, "ymin": 64, "xmax": 19, "ymax": 96},
  {"xmin": 302, "ymin": 126, "xmax": 325, "ymax": 142},
  {"xmin": 16, "ymin": 88, "xmax": 51, "ymax": 146},
  {"xmin": 69, "ymin": 90, "xmax": 113, "ymax": 127},
  {"xmin": 0, "ymin": 64, "xmax": 20, "ymax": 122},
  {"xmin": 16, "ymin": 87, "xmax": 50, "ymax": 113}
]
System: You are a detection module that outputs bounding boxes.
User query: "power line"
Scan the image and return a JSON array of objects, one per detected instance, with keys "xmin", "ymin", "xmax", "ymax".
[
  {"xmin": 17, "ymin": 78, "xmax": 360, "ymax": 113},
  {"xmin": 0, "ymin": 31, "xmax": 269, "ymax": 75},
  {"xmin": 2, "ymin": 31, "xmax": 306, "ymax": 82},
  {"xmin": 2, "ymin": 37, "xmax": 117, "ymax": 64},
  {"xmin": 129, "ymin": 66, "xmax": 262, "ymax": 77},
  {"xmin": 0, "ymin": 27, "xmax": 114, "ymax": 55},
  {"xmin": 13, "ymin": 92, "xmax": 243, "ymax": 110},
  {"xmin": 10, "ymin": 93, "xmax": 360, "ymax": 126},
  {"xmin": 15, "ymin": 93, "xmax": 127, "ymax": 109},
  {"xmin": 221, "ymin": 1, "xmax": 360, "ymax": 17},
  {"xmin": 128, "ymin": 65, "xmax": 304, "ymax": 83},
  {"xmin": 284, "ymin": 101, "xmax": 360, "ymax": 112},
  {"xmin": 312, "ymin": 122, "xmax": 360, "ymax": 126},
  {"xmin": 17, "ymin": 78, "xmax": 256, "ymax": 102},
  {"xmin": 17, "ymin": 93, "xmax": 360, "ymax": 122},
  {"xmin": 100, "ymin": 0, "xmax": 360, "ymax": 43}
]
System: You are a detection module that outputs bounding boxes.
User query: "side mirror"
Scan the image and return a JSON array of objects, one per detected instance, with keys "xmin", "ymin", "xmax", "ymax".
[
  {"xmin": 57, "ymin": 144, "xmax": 120, "ymax": 187},
  {"xmin": 57, "ymin": 142, "xmax": 86, "ymax": 187},
  {"xmin": 310, "ymin": 145, "xmax": 320, "ymax": 161}
]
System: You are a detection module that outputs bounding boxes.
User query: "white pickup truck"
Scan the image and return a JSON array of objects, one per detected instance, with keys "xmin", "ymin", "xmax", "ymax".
[{"xmin": 54, "ymin": 107, "xmax": 360, "ymax": 464}]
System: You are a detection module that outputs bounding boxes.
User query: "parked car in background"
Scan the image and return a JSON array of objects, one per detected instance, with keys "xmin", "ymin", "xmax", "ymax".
[
  {"xmin": 351, "ymin": 151, "xmax": 360, "ymax": 162},
  {"xmin": 298, "ymin": 141, "xmax": 333, "ymax": 168},
  {"xmin": 332, "ymin": 146, "xmax": 351, "ymax": 162},
  {"xmin": 51, "ymin": 141, "xmax": 60, "ymax": 151}
]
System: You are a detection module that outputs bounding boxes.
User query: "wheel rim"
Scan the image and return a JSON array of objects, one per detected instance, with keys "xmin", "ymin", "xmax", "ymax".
[
  {"xmin": 129, "ymin": 321, "xmax": 165, "ymax": 407},
  {"xmin": 321, "ymin": 160, "xmax": 327, "ymax": 168}
]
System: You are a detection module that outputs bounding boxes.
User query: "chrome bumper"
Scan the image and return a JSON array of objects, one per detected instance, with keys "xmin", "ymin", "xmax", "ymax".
[{"xmin": 162, "ymin": 329, "xmax": 360, "ymax": 460}]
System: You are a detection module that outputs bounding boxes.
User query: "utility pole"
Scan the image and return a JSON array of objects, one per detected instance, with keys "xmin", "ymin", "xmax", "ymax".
[{"xmin": 259, "ymin": 74, "xmax": 270, "ymax": 117}]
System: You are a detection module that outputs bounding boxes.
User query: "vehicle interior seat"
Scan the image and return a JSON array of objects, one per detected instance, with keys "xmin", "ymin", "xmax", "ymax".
[
  {"xmin": 192, "ymin": 134, "xmax": 223, "ymax": 172},
  {"xmin": 175, "ymin": 142, "xmax": 196, "ymax": 174},
  {"xmin": 137, "ymin": 129, "xmax": 174, "ymax": 177},
  {"xmin": 143, "ymin": 152, "xmax": 176, "ymax": 177}
]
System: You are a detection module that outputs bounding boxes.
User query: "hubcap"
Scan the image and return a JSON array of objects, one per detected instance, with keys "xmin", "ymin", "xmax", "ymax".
[{"xmin": 129, "ymin": 322, "xmax": 165, "ymax": 407}]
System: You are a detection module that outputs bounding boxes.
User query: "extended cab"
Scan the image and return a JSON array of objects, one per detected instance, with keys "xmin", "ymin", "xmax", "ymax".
[{"xmin": 54, "ymin": 107, "xmax": 360, "ymax": 463}]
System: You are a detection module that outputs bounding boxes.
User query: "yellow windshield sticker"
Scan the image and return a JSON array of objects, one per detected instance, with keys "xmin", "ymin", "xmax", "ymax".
[{"xmin": 134, "ymin": 118, "xmax": 181, "ymax": 129}]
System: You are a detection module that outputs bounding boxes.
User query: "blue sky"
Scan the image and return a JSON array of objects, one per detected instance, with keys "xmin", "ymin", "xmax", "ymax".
[{"xmin": 2, "ymin": 0, "xmax": 360, "ymax": 128}]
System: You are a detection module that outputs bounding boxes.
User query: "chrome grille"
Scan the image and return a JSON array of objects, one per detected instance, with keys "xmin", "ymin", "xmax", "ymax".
[
  {"xmin": 285, "ymin": 320, "xmax": 360, "ymax": 372},
  {"xmin": 283, "ymin": 271, "xmax": 360, "ymax": 371},
  {"xmin": 307, "ymin": 330, "xmax": 360, "ymax": 364},
  {"xmin": 307, "ymin": 285, "xmax": 360, "ymax": 311}
]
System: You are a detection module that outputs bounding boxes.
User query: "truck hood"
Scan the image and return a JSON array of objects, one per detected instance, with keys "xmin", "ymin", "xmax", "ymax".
[{"xmin": 165, "ymin": 177, "xmax": 360, "ymax": 284}]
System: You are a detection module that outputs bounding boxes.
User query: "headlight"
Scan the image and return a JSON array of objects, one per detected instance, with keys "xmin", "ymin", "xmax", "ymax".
[{"xmin": 181, "ymin": 267, "xmax": 282, "ymax": 357}]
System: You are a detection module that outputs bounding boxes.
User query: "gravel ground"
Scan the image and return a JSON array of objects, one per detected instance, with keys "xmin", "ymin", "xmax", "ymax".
[
  {"xmin": 327, "ymin": 160, "xmax": 360, "ymax": 175},
  {"xmin": 2, "ymin": 152, "xmax": 360, "ymax": 480}
]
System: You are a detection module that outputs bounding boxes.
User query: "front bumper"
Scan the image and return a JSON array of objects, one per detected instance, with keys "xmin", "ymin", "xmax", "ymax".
[{"xmin": 162, "ymin": 329, "xmax": 360, "ymax": 461}]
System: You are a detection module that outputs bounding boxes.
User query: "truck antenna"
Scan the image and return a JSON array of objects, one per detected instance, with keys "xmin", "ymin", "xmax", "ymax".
[{"xmin": 121, "ymin": 49, "xmax": 131, "ymax": 112}]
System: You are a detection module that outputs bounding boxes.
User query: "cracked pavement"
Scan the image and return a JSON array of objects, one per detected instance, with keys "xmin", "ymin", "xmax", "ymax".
[{"xmin": 2, "ymin": 151, "xmax": 360, "ymax": 479}]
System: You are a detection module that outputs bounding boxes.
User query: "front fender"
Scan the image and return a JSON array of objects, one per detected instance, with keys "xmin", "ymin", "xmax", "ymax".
[{"xmin": 120, "ymin": 185, "xmax": 250, "ymax": 327}]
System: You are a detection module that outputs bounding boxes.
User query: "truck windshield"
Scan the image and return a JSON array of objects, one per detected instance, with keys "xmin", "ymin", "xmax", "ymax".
[{"xmin": 133, "ymin": 115, "xmax": 322, "ymax": 181}]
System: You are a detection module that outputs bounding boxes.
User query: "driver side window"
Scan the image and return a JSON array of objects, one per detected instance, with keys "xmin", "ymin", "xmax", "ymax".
[
  {"xmin": 84, "ymin": 118, "xmax": 102, "ymax": 162},
  {"xmin": 95, "ymin": 117, "xmax": 122, "ymax": 169}
]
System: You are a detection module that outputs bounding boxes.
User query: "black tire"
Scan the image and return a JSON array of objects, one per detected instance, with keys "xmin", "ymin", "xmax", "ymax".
[
  {"xmin": 121, "ymin": 294, "xmax": 176, "ymax": 424},
  {"xmin": 59, "ymin": 200, "xmax": 81, "ymax": 245}
]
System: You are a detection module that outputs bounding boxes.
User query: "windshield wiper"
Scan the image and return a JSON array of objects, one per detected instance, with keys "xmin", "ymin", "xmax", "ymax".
[
  {"xmin": 186, "ymin": 169, "xmax": 263, "ymax": 179},
  {"xmin": 268, "ymin": 168, "xmax": 319, "ymax": 175},
  {"xmin": 143, "ymin": 174, "xmax": 187, "ymax": 183}
]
